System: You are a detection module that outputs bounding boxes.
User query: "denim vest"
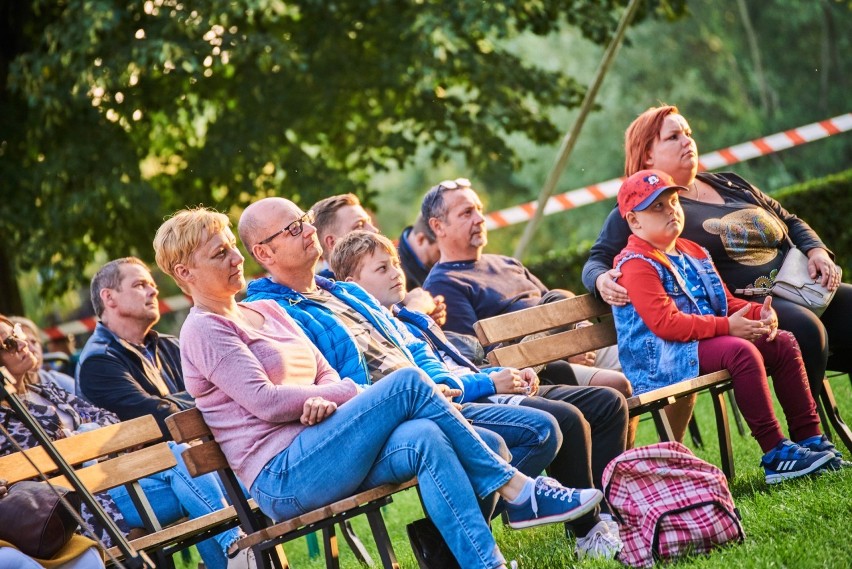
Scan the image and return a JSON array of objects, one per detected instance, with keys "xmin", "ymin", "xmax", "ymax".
[{"xmin": 613, "ymin": 250, "xmax": 729, "ymax": 395}]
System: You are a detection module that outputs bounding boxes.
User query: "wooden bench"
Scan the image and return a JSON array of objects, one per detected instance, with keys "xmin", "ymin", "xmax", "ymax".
[
  {"xmin": 166, "ymin": 407, "xmax": 418, "ymax": 569},
  {"xmin": 474, "ymin": 294, "xmax": 737, "ymax": 479},
  {"xmin": 0, "ymin": 414, "xmax": 245, "ymax": 568}
]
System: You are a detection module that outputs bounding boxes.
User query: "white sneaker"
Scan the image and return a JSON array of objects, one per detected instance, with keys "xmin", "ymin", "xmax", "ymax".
[
  {"xmin": 575, "ymin": 520, "xmax": 623, "ymax": 560},
  {"xmin": 227, "ymin": 547, "xmax": 256, "ymax": 569}
]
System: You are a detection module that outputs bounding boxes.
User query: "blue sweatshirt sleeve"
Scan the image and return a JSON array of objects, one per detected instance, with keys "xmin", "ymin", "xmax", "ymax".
[
  {"xmin": 454, "ymin": 371, "xmax": 497, "ymax": 403},
  {"xmin": 582, "ymin": 207, "xmax": 632, "ymax": 298},
  {"xmin": 386, "ymin": 309, "xmax": 466, "ymax": 397},
  {"xmin": 423, "ymin": 269, "xmax": 480, "ymax": 336}
]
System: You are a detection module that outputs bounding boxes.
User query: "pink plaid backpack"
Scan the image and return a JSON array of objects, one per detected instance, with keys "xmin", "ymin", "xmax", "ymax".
[{"xmin": 602, "ymin": 441, "xmax": 744, "ymax": 568}]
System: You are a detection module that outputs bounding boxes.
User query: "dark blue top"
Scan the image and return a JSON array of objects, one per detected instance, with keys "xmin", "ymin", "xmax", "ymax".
[{"xmin": 423, "ymin": 253, "xmax": 548, "ymax": 336}]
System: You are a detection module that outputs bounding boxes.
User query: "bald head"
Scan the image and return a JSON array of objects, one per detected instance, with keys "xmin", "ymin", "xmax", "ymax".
[{"xmin": 239, "ymin": 197, "xmax": 299, "ymax": 261}]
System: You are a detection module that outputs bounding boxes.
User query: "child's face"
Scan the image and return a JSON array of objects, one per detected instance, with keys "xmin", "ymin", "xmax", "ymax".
[
  {"xmin": 627, "ymin": 189, "xmax": 684, "ymax": 249},
  {"xmin": 350, "ymin": 248, "xmax": 407, "ymax": 308}
]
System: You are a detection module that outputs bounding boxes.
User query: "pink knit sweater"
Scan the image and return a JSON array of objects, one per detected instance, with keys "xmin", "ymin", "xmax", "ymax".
[{"xmin": 180, "ymin": 299, "xmax": 359, "ymax": 488}]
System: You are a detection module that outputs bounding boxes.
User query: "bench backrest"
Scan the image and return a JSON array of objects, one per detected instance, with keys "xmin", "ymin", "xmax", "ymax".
[
  {"xmin": 0, "ymin": 415, "xmax": 176, "ymax": 492},
  {"xmin": 165, "ymin": 407, "xmax": 229, "ymax": 477},
  {"xmin": 474, "ymin": 294, "xmax": 616, "ymax": 369}
]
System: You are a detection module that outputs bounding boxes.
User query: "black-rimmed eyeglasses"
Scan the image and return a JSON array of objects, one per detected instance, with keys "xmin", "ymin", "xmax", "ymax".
[
  {"xmin": 258, "ymin": 210, "xmax": 315, "ymax": 245},
  {"xmin": 0, "ymin": 322, "xmax": 25, "ymax": 354}
]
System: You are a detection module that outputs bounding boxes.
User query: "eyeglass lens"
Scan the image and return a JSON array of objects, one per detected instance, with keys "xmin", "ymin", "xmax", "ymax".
[{"xmin": 1, "ymin": 324, "xmax": 23, "ymax": 352}]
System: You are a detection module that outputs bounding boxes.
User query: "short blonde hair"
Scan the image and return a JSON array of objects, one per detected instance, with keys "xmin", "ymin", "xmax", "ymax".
[
  {"xmin": 153, "ymin": 207, "xmax": 231, "ymax": 282},
  {"xmin": 330, "ymin": 230, "xmax": 397, "ymax": 281}
]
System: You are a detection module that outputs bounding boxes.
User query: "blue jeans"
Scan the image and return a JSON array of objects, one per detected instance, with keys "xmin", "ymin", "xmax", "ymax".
[
  {"xmin": 108, "ymin": 441, "xmax": 241, "ymax": 569},
  {"xmin": 460, "ymin": 401, "xmax": 560, "ymax": 477},
  {"xmin": 250, "ymin": 368, "xmax": 519, "ymax": 569}
]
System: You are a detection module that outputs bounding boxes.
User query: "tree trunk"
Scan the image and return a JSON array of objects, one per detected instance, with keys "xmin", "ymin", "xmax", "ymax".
[{"xmin": 0, "ymin": 246, "xmax": 23, "ymax": 316}]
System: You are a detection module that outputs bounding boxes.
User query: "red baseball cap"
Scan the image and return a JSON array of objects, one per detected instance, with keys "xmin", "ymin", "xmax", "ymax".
[{"xmin": 617, "ymin": 169, "xmax": 687, "ymax": 217}]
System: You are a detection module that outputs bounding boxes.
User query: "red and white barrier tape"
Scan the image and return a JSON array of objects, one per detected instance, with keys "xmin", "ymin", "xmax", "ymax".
[
  {"xmin": 485, "ymin": 113, "xmax": 852, "ymax": 229},
  {"xmin": 44, "ymin": 113, "xmax": 851, "ymax": 338}
]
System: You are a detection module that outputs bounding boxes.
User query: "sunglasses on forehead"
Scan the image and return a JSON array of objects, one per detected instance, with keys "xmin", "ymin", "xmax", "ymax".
[
  {"xmin": 434, "ymin": 178, "xmax": 472, "ymax": 192},
  {"xmin": 0, "ymin": 321, "xmax": 25, "ymax": 354},
  {"xmin": 422, "ymin": 178, "xmax": 473, "ymax": 218}
]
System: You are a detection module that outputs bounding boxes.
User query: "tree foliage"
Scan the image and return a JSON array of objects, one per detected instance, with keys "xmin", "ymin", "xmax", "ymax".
[{"xmin": 0, "ymin": 0, "xmax": 686, "ymax": 311}]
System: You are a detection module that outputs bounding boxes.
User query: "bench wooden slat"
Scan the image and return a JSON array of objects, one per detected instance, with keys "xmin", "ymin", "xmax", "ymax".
[
  {"xmin": 104, "ymin": 499, "xmax": 261, "ymax": 560},
  {"xmin": 237, "ymin": 480, "xmax": 418, "ymax": 549},
  {"xmin": 48, "ymin": 442, "xmax": 177, "ymax": 493},
  {"xmin": 487, "ymin": 321, "xmax": 618, "ymax": 369},
  {"xmin": 180, "ymin": 441, "xmax": 230, "ymax": 477},
  {"xmin": 0, "ymin": 415, "xmax": 163, "ymax": 485},
  {"xmin": 627, "ymin": 371, "xmax": 733, "ymax": 412},
  {"xmin": 474, "ymin": 295, "xmax": 611, "ymax": 345},
  {"xmin": 165, "ymin": 406, "xmax": 214, "ymax": 441}
]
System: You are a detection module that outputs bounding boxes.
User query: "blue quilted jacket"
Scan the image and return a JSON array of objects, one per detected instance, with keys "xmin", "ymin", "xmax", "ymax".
[{"xmin": 245, "ymin": 276, "xmax": 465, "ymax": 396}]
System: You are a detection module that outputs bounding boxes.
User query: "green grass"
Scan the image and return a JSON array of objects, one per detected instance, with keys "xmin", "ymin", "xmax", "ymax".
[{"xmin": 180, "ymin": 376, "xmax": 852, "ymax": 568}]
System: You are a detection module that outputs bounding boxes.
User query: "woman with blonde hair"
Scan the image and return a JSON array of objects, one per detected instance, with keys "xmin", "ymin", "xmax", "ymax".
[{"xmin": 0, "ymin": 316, "xmax": 251, "ymax": 569}]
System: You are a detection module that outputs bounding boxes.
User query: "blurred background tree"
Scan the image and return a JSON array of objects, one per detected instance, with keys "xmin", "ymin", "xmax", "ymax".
[
  {"xmin": 1, "ymin": 0, "xmax": 849, "ymax": 323},
  {"xmin": 0, "ymin": 0, "xmax": 682, "ymax": 316}
]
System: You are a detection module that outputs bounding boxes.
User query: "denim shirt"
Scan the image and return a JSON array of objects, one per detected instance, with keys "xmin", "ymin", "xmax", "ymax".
[{"xmin": 613, "ymin": 248, "xmax": 729, "ymax": 395}]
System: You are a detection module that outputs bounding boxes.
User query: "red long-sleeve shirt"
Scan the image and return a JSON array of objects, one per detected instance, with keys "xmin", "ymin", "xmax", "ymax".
[{"xmin": 616, "ymin": 236, "xmax": 764, "ymax": 342}]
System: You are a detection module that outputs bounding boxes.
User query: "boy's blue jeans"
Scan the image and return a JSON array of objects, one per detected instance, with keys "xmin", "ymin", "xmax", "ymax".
[
  {"xmin": 251, "ymin": 368, "xmax": 550, "ymax": 569},
  {"xmin": 108, "ymin": 441, "xmax": 241, "ymax": 569}
]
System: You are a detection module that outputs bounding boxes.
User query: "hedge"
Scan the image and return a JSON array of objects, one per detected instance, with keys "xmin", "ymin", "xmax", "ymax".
[{"xmin": 526, "ymin": 168, "xmax": 852, "ymax": 291}]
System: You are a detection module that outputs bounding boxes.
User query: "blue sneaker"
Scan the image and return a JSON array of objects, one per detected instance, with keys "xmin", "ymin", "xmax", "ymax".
[
  {"xmin": 799, "ymin": 435, "xmax": 851, "ymax": 470},
  {"xmin": 762, "ymin": 439, "xmax": 835, "ymax": 484},
  {"xmin": 505, "ymin": 476, "xmax": 603, "ymax": 530}
]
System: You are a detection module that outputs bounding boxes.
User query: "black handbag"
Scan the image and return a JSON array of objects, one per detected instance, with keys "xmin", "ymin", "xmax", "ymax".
[{"xmin": 0, "ymin": 481, "xmax": 81, "ymax": 558}]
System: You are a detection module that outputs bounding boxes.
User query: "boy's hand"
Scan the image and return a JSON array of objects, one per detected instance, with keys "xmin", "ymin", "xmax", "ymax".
[
  {"xmin": 490, "ymin": 368, "xmax": 528, "ymax": 394},
  {"xmin": 728, "ymin": 305, "xmax": 770, "ymax": 341},
  {"xmin": 404, "ymin": 288, "xmax": 446, "ymax": 325},
  {"xmin": 436, "ymin": 384, "xmax": 463, "ymax": 410},
  {"xmin": 429, "ymin": 295, "xmax": 447, "ymax": 327},
  {"xmin": 519, "ymin": 367, "xmax": 540, "ymax": 396},
  {"xmin": 403, "ymin": 287, "xmax": 436, "ymax": 313},
  {"xmin": 759, "ymin": 296, "xmax": 779, "ymax": 341}
]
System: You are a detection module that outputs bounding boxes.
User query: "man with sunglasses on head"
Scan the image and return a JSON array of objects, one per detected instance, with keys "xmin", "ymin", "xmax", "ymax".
[
  {"xmin": 421, "ymin": 178, "xmax": 631, "ymax": 395},
  {"xmin": 76, "ymin": 257, "xmax": 192, "ymax": 437}
]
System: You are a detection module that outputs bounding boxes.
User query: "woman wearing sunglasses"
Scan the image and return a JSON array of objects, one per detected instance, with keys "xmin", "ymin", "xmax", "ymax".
[{"xmin": 0, "ymin": 316, "xmax": 253, "ymax": 569}]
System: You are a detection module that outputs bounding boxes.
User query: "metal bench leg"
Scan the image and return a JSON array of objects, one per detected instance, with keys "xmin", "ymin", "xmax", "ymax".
[
  {"xmin": 366, "ymin": 509, "xmax": 400, "ymax": 569},
  {"xmin": 254, "ymin": 544, "xmax": 287, "ymax": 569},
  {"xmin": 651, "ymin": 408, "xmax": 676, "ymax": 441},
  {"xmin": 727, "ymin": 390, "xmax": 746, "ymax": 436},
  {"xmin": 820, "ymin": 377, "xmax": 852, "ymax": 454},
  {"xmin": 338, "ymin": 520, "xmax": 374, "ymax": 567},
  {"xmin": 710, "ymin": 386, "xmax": 735, "ymax": 480},
  {"xmin": 322, "ymin": 525, "xmax": 341, "ymax": 569},
  {"xmin": 687, "ymin": 415, "xmax": 704, "ymax": 448}
]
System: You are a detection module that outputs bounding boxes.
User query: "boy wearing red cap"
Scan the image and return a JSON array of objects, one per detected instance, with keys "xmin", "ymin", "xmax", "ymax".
[{"xmin": 612, "ymin": 169, "xmax": 842, "ymax": 483}]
